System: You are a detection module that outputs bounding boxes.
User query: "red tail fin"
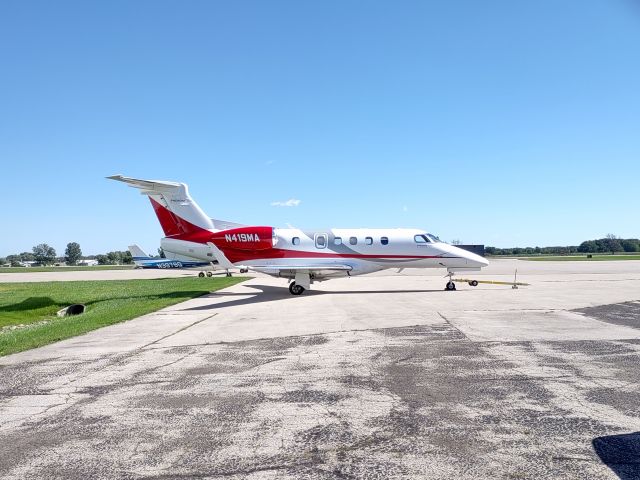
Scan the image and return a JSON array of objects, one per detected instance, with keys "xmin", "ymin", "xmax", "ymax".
[{"xmin": 149, "ymin": 197, "xmax": 208, "ymax": 237}]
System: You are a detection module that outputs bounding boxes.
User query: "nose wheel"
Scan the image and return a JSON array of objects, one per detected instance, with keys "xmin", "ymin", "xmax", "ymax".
[{"xmin": 445, "ymin": 273, "xmax": 456, "ymax": 291}]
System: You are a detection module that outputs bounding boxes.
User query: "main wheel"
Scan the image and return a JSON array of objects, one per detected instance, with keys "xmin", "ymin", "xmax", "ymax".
[
  {"xmin": 198, "ymin": 271, "xmax": 205, "ymax": 278},
  {"xmin": 289, "ymin": 282, "xmax": 305, "ymax": 295},
  {"xmin": 206, "ymin": 271, "xmax": 213, "ymax": 277},
  {"xmin": 445, "ymin": 281, "xmax": 456, "ymax": 291}
]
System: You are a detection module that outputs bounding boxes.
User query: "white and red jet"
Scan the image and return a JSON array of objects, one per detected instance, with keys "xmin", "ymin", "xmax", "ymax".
[{"xmin": 109, "ymin": 175, "xmax": 489, "ymax": 295}]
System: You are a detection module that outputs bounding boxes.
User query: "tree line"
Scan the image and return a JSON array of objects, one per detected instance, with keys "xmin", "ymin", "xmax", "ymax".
[
  {"xmin": 1, "ymin": 243, "xmax": 133, "ymax": 266},
  {"xmin": 486, "ymin": 235, "xmax": 640, "ymax": 256}
]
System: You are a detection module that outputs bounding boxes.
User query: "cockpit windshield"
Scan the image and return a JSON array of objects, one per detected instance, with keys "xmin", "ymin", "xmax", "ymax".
[
  {"xmin": 426, "ymin": 233, "xmax": 441, "ymax": 243},
  {"xmin": 415, "ymin": 233, "xmax": 443, "ymax": 244}
]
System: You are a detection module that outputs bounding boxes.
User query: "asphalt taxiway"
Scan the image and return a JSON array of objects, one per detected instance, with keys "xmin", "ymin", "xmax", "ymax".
[{"xmin": 1, "ymin": 259, "xmax": 639, "ymax": 479}]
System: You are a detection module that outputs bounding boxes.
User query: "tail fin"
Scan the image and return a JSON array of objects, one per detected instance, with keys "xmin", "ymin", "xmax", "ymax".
[
  {"xmin": 128, "ymin": 244, "xmax": 150, "ymax": 260},
  {"xmin": 108, "ymin": 175, "xmax": 214, "ymax": 236}
]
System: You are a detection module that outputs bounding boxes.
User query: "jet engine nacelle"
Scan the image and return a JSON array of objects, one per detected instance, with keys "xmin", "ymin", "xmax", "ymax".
[{"xmin": 212, "ymin": 226, "xmax": 274, "ymax": 251}]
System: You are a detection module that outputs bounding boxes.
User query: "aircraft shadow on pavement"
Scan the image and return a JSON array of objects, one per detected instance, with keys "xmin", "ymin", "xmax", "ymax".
[
  {"xmin": 183, "ymin": 284, "xmax": 447, "ymax": 311},
  {"xmin": 593, "ymin": 432, "xmax": 640, "ymax": 479}
]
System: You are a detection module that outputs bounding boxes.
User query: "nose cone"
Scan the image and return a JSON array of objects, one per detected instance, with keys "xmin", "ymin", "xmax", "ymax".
[
  {"xmin": 469, "ymin": 252, "xmax": 490, "ymax": 268},
  {"xmin": 445, "ymin": 244, "xmax": 490, "ymax": 268}
]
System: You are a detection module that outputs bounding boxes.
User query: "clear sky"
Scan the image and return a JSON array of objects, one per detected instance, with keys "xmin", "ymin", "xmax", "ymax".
[{"xmin": 1, "ymin": 0, "xmax": 639, "ymax": 256}]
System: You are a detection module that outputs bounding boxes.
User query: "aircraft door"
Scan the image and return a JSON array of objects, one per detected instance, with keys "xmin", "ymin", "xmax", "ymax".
[{"xmin": 315, "ymin": 233, "xmax": 328, "ymax": 249}]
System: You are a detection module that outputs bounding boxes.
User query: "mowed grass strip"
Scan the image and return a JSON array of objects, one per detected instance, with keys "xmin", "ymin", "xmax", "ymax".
[
  {"xmin": 0, "ymin": 265, "xmax": 134, "ymax": 273},
  {"xmin": 522, "ymin": 255, "xmax": 640, "ymax": 261},
  {"xmin": 0, "ymin": 277, "xmax": 247, "ymax": 356}
]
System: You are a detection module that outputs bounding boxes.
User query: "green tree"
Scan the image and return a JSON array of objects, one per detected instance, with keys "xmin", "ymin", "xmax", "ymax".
[
  {"xmin": 121, "ymin": 251, "xmax": 133, "ymax": 264},
  {"xmin": 32, "ymin": 243, "xmax": 56, "ymax": 265},
  {"xmin": 19, "ymin": 252, "xmax": 35, "ymax": 262},
  {"xmin": 96, "ymin": 254, "xmax": 108, "ymax": 265},
  {"xmin": 578, "ymin": 240, "xmax": 597, "ymax": 253},
  {"xmin": 6, "ymin": 254, "xmax": 21, "ymax": 266},
  {"xmin": 621, "ymin": 239, "xmax": 640, "ymax": 253},
  {"xmin": 603, "ymin": 234, "xmax": 623, "ymax": 254},
  {"xmin": 65, "ymin": 242, "xmax": 82, "ymax": 265},
  {"xmin": 106, "ymin": 251, "xmax": 121, "ymax": 264}
]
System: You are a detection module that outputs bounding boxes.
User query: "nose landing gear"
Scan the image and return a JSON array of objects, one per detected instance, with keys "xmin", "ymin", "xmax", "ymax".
[{"xmin": 445, "ymin": 272, "xmax": 456, "ymax": 291}]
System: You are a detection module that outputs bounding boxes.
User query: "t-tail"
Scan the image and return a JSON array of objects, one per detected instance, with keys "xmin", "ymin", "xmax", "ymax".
[{"xmin": 107, "ymin": 175, "xmax": 214, "ymax": 237}]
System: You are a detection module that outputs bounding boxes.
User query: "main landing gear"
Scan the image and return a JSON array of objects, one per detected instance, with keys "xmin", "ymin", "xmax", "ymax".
[{"xmin": 289, "ymin": 282, "xmax": 305, "ymax": 295}]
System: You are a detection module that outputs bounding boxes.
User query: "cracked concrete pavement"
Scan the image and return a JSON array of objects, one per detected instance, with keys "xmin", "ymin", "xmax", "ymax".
[{"xmin": 1, "ymin": 259, "xmax": 640, "ymax": 479}]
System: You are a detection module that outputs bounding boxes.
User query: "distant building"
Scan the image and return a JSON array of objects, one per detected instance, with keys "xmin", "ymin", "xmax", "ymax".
[{"xmin": 78, "ymin": 259, "xmax": 99, "ymax": 266}]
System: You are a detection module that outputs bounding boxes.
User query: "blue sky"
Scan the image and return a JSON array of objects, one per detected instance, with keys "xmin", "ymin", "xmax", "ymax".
[{"xmin": 1, "ymin": 0, "xmax": 639, "ymax": 256}]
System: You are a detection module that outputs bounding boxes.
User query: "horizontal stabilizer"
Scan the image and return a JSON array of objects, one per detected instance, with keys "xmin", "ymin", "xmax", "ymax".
[{"xmin": 108, "ymin": 174, "xmax": 214, "ymax": 234}]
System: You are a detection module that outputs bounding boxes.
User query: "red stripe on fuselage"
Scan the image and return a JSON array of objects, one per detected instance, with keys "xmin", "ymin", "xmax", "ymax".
[
  {"xmin": 151, "ymin": 202, "xmax": 455, "ymax": 264},
  {"xmin": 209, "ymin": 247, "xmax": 447, "ymax": 264}
]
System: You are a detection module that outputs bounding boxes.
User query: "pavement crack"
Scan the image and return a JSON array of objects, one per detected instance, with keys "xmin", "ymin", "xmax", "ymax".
[{"xmin": 142, "ymin": 313, "xmax": 218, "ymax": 349}]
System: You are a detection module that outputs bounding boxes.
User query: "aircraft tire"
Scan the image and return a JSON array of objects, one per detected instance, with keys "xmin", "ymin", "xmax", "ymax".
[
  {"xmin": 198, "ymin": 272, "xmax": 205, "ymax": 278},
  {"xmin": 289, "ymin": 282, "xmax": 305, "ymax": 295},
  {"xmin": 206, "ymin": 271, "xmax": 213, "ymax": 277},
  {"xmin": 469, "ymin": 280, "xmax": 478, "ymax": 287},
  {"xmin": 445, "ymin": 281, "xmax": 456, "ymax": 291}
]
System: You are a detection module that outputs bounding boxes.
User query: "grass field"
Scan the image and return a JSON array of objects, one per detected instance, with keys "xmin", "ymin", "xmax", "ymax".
[
  {"xmin": 522, "ymin": 255, "xmax": 640, "ymax": 261},
  {"xmin": 0, "ymin": 277, "xmax": 246, "ymax": 356},
  {"xmin": 0, "ymin": 265, "xmax": 134, "ymax": 273}
]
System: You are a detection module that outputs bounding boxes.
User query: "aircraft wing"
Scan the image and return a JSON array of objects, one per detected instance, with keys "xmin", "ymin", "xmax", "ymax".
[
  {"xmin": 206, "ymin": 242, "xmax": 352, "ymax": 277},
  {"xmin": 249, "ymin": 264, "xmax": 352, "ymax": 274}
]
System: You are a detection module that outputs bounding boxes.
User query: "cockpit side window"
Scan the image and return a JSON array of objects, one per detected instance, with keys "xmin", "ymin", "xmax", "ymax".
[
  {"xmin": 426, "ymin": 234, "xmax": 441, "ymax": 243},
  {"xmin": 414, "ymin": 234, "xmax": 430, "ymax": 244}
]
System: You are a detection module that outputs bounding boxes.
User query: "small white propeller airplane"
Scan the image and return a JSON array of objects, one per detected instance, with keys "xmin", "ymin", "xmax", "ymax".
[{"xmin": 109, "ymin": 175, "xmax": 489, "ymax": 295}]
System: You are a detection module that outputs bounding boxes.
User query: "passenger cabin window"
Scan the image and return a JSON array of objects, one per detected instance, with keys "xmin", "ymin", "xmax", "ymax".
[
  {"xmin": 292, "ymin": 237, "xmax": 300, "ymax": 245},
  {"xmin": 349, "ymin": 236, "xmax": 358, "ymax": 245},
  {"xmin": 365, "ymin": 237, "xmax": 373, "ymax": 245},
  {"xmin": 334, "ymin": 237, "xmax": 342, "ymax": 245},
  {"xmin": 316, "ymin": 235, "xmax": 326, "ymax": 248},
  {"xmin": 414, "ymin": 234, "xmax": 430, "ymax": 244},
  {"xmin": 381, "ymin": 237, "xmax": 389, "ymax": 245}
]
